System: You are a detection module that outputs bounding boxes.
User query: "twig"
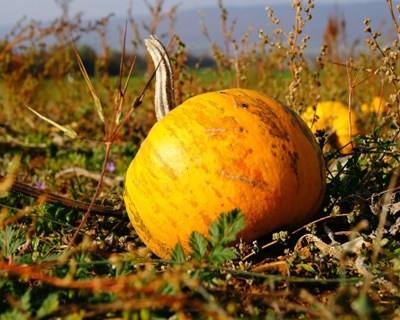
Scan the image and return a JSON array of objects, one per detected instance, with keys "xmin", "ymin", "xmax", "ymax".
[
  {"xmin": 372, "ymin": 168, "xmax": 400, "ymax": 263},
  {"xmin": 386, "ymin": 0, "xmax": 400, "ymax": 40},
  {"xmin": 0, "ymin": 260, "xmax": 154, "ymax": 293},
  {"xmin": 55, "ymin": 167, "xmax": 123, "ymax": 187},
  {"xmin": 1, "ymin": 175, "xmax": 124, "ymax": 216},
  {"xmin": 225, "ymin": 268, "xmax": 362, "ymax": 285},
  {"xmin": 67, "ymin": 141, "xmax": 112, "ymax": 248},
  {"xmin": 345, "ymin": 59, "xmax": 355, "ymax": 149},
  {"xmin": 242, "ymin": 213, "xmax": 351, "ymax": 261},
  {"xmin": 0, "ymin": 139, "xmax": 47, "ymax": 151},
  {"xmin": 0, "ymin": 260, "xmax": 227, "ymax": 318}
]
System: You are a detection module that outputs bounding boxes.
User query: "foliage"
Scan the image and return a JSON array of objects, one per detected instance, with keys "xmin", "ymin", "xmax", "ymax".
[{"xmin": 171, "ymin": 209, "xmax": 245, "ymax": 265}]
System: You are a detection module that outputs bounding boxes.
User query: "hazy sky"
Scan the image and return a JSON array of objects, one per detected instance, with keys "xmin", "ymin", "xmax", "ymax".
[{"xmin": 0, "ymin": 0, "xmax": 381, "ymax": 26}]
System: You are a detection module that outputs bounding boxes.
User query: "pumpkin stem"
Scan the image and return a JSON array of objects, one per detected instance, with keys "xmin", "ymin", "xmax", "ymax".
[{"xmin": 144, "ymin": 35, "xmax": 176, "ymax": 121}]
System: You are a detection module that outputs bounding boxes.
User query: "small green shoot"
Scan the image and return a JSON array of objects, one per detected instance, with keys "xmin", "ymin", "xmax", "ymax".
[{"xmin": 171, "ymin": 209, "xmax": 245, "ymax": 265}]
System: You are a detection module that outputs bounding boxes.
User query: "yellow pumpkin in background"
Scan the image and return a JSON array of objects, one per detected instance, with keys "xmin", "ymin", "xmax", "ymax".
[
  {"xmin": 361, "ymin": 96, "xmax": 387, "ymax": 114},
  {"xmin": 302, "ymin": 101, "xmax": 359, "ymax": 154},
  {"xmin": 124, "ymin": 36, "xmax": 326, "ymax": 258}
]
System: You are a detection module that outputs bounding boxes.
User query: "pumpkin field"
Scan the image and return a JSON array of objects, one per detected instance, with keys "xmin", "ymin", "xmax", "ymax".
[{"xmin": 1, "ymin": 0, "xmax": 400, "ymax": 318}]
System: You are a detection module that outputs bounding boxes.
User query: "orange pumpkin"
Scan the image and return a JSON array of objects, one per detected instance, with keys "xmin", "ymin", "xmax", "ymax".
[{"xmin": 124, "ymin": 36, "xmax": 326, "ymax": 258}]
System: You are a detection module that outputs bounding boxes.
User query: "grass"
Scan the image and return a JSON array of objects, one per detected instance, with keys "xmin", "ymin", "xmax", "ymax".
[{"xmin": 1, "ymin": 0, "xmax": 400, "ymax": 318}]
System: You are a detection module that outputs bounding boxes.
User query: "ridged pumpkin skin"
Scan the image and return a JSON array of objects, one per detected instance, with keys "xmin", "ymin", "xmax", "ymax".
[{"xmin": 124, "ymin": 88, "xmax": 326, "ymax": 258}]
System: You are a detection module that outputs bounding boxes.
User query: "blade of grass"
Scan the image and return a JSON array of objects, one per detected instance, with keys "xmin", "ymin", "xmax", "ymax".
[
  {"xmin": 118, "ymin": 20, "xmax": 128, "ymax": 96},
  {"xmin": 73, "ymin": 46, "xmax": 105, "ymax": 124},
  {"xmin": 26, "ymin": 105, "xmax": 78, "ymax": 139}
]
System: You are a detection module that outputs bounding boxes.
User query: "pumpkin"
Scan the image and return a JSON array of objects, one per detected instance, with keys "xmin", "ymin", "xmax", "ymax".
[
  {"xmin": 302, "ymin": 101, "xmax": 359, "ymax": 154},
  {"xmin": 124, "ymin": 36, "xmax": 326, "ymax": 258},
  {"xmin": 361, "ymin": 96, "xmax": 387, "ymax": 114}
]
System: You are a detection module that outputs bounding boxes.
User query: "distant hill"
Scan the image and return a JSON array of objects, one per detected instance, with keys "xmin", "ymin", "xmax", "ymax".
[
  {"xmin": 0, "ymin": 1, "xmax": 393, "ymax": 55},
  {"xmin": 84, "ymin": 1, "xmax": 393, "ymax": 55}
]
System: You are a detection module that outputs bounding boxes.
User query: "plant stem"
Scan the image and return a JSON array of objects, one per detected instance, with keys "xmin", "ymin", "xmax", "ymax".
[{"xmin": 66, "ymin": 141, "xmax": 112, "ymax": 250}]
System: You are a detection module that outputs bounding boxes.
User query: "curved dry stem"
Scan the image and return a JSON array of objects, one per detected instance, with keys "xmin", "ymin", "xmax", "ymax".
[{"xmin": 144, "ymin": 35, "xmax": 176, "ymax": 121}]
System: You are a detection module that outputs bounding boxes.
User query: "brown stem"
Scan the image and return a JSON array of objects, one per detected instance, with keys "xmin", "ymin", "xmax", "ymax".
[
  {"xmin": 10, "ymin": 180, "xmax": 123, "ymax": 216},
  {"xmin": 386, "ymin": 0, "xmax": 400, "ymax": 40},
  {"xmin": 4, "ymin": 177, "xmax": 124, "ymax": 216},
  {"xmin": 67, "ymin": 142, "xmax": 112, "ymax": 249},
  {"xmin": 0, "ymin": 260, "xmax": 153, "ymax": 293},
  {"xmin": 345, "ymin": 60, "xmax": 354, "ymax": 148}
]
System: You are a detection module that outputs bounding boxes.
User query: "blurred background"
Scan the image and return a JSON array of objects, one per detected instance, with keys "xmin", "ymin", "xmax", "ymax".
[{"xmin": 0, "ymin": 0, "xmax": 390, "ymax": 55}]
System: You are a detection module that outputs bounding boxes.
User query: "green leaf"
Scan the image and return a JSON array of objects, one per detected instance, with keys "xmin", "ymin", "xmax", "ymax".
[
  {"xmin": 140, "ymin": 309, "xmax": 151, "ymax": 320},
  {"xmin": 171, "ymin": 209, "xmax": 244, "ymax": 265},
  {"xmin": 160, "ymin": 282, "xmax": 175, "ymax": 295},
  {"xmin": 351, "ymin": 293, "xmax": 372, "ymax": 318},
  {"xmin": 0, "ymin": 226, "xmax": 25, "ymax": 259},
  {"xmin": 37, "ymin": 293, "xmax": 59, "ymax": 319},
  {"xmin": 298, "ymin": 263, "xmax": 316, "ymax": 273},
  {"xmin": 209, "ymin": 209, "xmax": 245, "ymax": 246},
  {"xmin": 20, "ymin": 289, "xmax": 31, "ymax": 312},
  {"xmin": 208, "ymin": 246, "xmax": 237, "ymax": 265},
  {"xmin": 170, "ymin": 243, "xmax": 186, "ymax": 264},
  {"xmin": 189, "ymin": 232, "xmax": 209, "ymax": 260},
  {"xmin": 0, "ymin": 310, "xmax": 28, "ymax": 320},
  {"xmin": 65, "ymin": 313, "xmax": 84, "ymax": 320}
]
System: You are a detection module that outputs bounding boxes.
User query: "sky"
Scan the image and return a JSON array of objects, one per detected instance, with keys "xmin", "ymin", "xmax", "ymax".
[{"xmin": 0, "ymin": 0, "xmax": 381, "ymax": 26}]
